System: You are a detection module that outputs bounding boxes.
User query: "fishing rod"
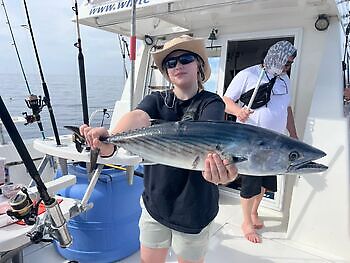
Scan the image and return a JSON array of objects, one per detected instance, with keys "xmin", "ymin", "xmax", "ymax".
[
  {"xmin": 73, "ymin": 0, "xmax": 89, "ymax": 125},
  {"xmin": 1, "ymin": 0, "xmax": 45, "ymax": 140},
  {"xmin": 0, "ymin": 96, "xmax": 72, "ymax": 247},
  {"xmin": 117, "ymin": 34, "xmax": 130, "ymax": 81},
  {"xmin": 22, "ymin": 0, "xmax": 61, "ymax": 145},
  {"xmin": 72, "ymin": 0, "xmax": 101, "ymax": 175}
]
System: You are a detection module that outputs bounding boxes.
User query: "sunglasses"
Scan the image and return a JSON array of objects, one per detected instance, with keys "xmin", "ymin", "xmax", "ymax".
[
  {"xmin": 272, "ymin": 78, "xmax": 288, "ymax": 96},
  {"xmin": 163, "ymin": 53, "xmax": 197, "ymax": 69}
]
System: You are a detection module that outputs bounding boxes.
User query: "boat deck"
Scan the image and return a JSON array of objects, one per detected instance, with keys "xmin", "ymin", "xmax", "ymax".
[{"xmin": 22, "ymin": 193, "xmax": 345, "ymax": 263}]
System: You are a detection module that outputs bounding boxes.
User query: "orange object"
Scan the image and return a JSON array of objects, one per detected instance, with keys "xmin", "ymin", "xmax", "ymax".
[{"xmin": 16, "ymin": 198, "xmax": 63, "ymax": 226}]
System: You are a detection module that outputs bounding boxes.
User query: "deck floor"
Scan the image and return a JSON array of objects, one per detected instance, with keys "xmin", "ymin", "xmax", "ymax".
[{"xmin": 23, "ymin": 193, "xmax": 345, "ymax": 263}]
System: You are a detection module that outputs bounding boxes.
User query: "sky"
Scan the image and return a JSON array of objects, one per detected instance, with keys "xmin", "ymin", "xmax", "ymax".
[{"xmin": 0, "ymin": 1, "xmax": 125, "ymax": 76}]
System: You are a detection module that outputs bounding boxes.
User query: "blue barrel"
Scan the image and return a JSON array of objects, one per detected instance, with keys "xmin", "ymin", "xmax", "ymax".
[{"xmin": 55, "ymin": 163, "xmax": 144, "ymax": 263}]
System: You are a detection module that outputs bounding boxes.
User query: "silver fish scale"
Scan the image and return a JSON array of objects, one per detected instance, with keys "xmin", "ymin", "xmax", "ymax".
[
  {"xmin": 108, "ymin": 121, "xmax": 327, "ymax": 175},
  {"xmin": 109, "ymin": 121, "xmax": 275, "ymax": 171}
]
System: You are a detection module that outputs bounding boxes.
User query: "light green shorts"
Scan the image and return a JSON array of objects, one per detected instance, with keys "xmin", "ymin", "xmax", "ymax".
[{"xmin": 139, "ymin": 198, "xmax": 212, "ymax": 262}]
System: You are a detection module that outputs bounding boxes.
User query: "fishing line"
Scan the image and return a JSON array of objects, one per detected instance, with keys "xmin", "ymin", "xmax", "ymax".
[
  {"xmin": 1, "ymin": 0, "xmax": 46, "ymax": 139},
  {"xmin": 22, "ymin": 0, "xmax": 61, "ymax": 145},
  {"xmin": 72, "ymin": 0, "xmax": 89, "ymax": 125},
  {"xmin": 1, "ymin": 0, "xmax": 30, "ymax": 94}
]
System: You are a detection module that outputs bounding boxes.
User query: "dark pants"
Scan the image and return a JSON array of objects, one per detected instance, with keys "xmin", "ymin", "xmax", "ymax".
[{"xmin": 240, "ymin": 175, "xmax": 277, "ymax": 199}]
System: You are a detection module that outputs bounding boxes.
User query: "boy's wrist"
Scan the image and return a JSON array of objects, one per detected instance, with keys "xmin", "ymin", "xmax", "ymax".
[{"xmin": 100, "ymin": 145, "xmax": 117, "ymax": 158}]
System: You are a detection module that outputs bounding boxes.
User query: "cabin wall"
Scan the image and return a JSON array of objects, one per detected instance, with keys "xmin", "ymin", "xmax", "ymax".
[{"xmin": 287, "ymin": 21, "xmax": 350, "ymax": 260}]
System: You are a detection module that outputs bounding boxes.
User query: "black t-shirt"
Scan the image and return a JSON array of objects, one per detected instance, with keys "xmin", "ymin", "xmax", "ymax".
[{"xmin": 136, "ymin": 90, "xmax": 225, "ymax": 234}]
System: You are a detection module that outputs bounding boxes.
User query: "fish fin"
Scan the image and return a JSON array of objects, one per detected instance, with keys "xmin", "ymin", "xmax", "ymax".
[
  {"xmin": 192, "ymin": 156, "xmax": 200, "ymax": 169},
  {"xmin": 230, "ymin": 156, "xmax": 248, "ymax": 163},
  {"xmin": 141, "ymin": 160, "xmax": 157, "ymax": 165},
  {"xmin": 64, "ymin": 125, "xmax": 81, "ymax": 135},
  {"xmin": 150, "ymin": 119, "xmax": 168, "ymax": 126},
  {"xmin": 64, "ymin": 125, "xmax": 85, "ymax": 141},
  {"xmin": 64, "ymin": 125, "xmax": 86, "ymax": 152},
  {"xmin": 89, "ymin": 148, "xmax": 100, "ymax": 173},
  {"xmin": 126, "ymin": 165, "xmax": 134, "ymax": 185}
]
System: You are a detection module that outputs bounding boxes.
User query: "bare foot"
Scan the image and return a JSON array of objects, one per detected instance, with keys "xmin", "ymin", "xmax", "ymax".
[
  {"xmin": 251, "ymin": 213, "xmax": 264, "ymax": 229},
  {"xmin": 241, "ymin": 223, "xmax": 261, "ymax": 243}
]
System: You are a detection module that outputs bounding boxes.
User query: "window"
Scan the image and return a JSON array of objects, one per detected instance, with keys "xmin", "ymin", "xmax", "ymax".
[{"xmin": 205, "ymin": 47, "xmax": 221, "ymax": 94}]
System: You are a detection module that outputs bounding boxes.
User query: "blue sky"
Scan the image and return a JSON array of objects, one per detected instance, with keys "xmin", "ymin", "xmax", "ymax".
[{"xmin": 0, "ymin": 1, "xmax": 124, "ymax": 76}]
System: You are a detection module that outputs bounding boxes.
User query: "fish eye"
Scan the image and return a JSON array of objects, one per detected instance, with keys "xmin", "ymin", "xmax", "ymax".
[{"xmin": 289, "ymin": 151, "xmax": 300, "ymax": 162}]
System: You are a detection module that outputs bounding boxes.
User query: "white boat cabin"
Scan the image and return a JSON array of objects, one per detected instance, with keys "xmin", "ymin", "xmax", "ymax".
[{"xmin": 77, "ymin": 0, "xmax": 350, "ymax": 261}]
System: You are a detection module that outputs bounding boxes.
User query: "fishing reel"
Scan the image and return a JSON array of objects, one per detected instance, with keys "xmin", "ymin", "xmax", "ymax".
[
  {"xmin": 22, "ymin": 94, "xmax": 45, "ymax": 125},
  {"xmin": 6, "ymin": 187, "xmax": 72, "ymax": 245},
  {"xmin": 6, "ymin": 187, "xmax": 38, "ymax": 226},
  {"xmin": 6, "ymin": 187, "xmax": 51, "ymax": 244}
]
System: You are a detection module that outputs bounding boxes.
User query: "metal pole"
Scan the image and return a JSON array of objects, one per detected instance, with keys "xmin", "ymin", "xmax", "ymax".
[
  {"xmin": 127, "ymin": 0, "xmax": 137, "ymax": 185},
  {"xmin": 81, "ymin": 164, "xmax": 103, "ymax": 208},
  {"xmin": 130, "ymin": 0, "xmax": 137, "ymax": 111}
]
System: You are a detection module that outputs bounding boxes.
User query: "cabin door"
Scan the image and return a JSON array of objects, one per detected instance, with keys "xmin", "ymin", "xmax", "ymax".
[{"xmin": 221, "ymin": 36, "xmax": 294, "ymax": 211}]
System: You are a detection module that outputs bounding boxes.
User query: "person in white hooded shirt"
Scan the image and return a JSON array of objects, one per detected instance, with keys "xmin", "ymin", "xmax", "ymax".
[{"xmin": 223, "ymin": 41, "xmax": 298, "ymax": 243}]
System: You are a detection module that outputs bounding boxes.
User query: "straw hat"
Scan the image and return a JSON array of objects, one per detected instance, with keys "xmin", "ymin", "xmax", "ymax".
[{"xmin": 151, "ymin": 35, "xmax": 211, "ymax": 82}]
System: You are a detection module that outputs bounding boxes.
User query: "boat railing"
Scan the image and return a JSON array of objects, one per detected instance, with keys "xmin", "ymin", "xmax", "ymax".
[
  {"xmin": 0, "ymin": 116, "xmax": 26, "ymax": 145},
  {"xmin": 88, "ymin": 108, "xmax": 114, "ymax": 127}
]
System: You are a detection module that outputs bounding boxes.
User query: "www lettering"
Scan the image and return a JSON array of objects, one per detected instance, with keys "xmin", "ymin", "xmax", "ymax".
[
  {"xmin": 89, "ymin": 0, "xmax": 151, "ymax": 16},
  {"xmin": 89, "ymin": 4, "xmax": 115, "ymax": 15}
]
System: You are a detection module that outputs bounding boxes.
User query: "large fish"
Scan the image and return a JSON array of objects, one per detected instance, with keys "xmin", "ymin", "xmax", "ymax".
[{"xmin": 105, "ymin": 120, "xmax": 327, "ymax": 176}]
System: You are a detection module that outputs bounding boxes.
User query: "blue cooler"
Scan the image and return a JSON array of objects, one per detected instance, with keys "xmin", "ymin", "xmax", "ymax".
[{"xmin": 55, "ymin": 163, "xmax": 144, "ymax": 263}]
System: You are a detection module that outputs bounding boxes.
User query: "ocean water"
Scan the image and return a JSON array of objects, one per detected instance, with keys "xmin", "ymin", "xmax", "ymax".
[{"xmin": 0, "ymin": 73, "xmax": 124, "ymax": 142}]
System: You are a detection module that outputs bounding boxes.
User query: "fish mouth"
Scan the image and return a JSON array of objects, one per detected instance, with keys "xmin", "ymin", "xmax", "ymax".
[
  {"xmin": 287, "ymin": 160, "xmax": 328, "ymax": 174},
  {"xmin": 287, "ymin": 147, "xmax": 328, "ymax": 174}
]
